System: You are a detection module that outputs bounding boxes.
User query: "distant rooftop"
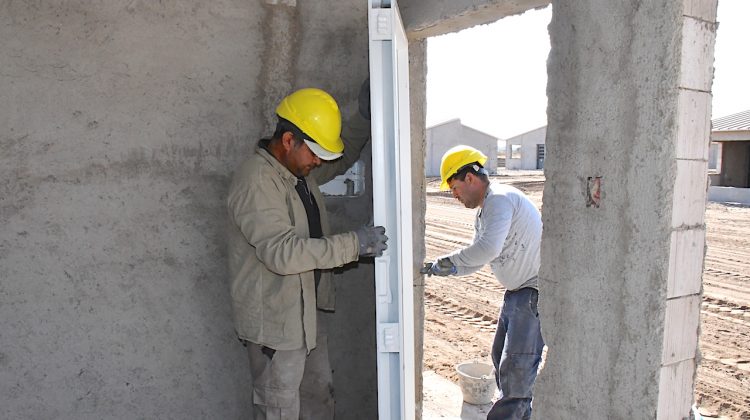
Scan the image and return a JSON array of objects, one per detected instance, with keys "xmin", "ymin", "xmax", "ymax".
[
  {"xmin": 713, "ymin": 109, "xmax": 750, "ymax": 131},
  {"xmin": 426, "ymin": 118, "xmax": 499, "ymax": 140}
]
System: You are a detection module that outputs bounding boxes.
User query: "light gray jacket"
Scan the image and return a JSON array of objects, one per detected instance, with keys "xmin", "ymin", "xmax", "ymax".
[
  {"xmin": 227, "ymin": 113, "xmax": 370, "ymax": 351},
  {"xmin": 448, "ymin": 183, "xmax": 542, "ymax": 291}
]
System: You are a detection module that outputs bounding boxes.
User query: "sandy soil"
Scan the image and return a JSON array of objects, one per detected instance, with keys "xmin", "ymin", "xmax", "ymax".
[{"xmin": 422, "ymin": 173, "xmax": 750, "ymax": 419}]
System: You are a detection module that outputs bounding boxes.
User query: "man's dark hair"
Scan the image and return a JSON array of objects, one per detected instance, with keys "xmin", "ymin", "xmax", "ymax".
[
  {"xmin": 449, "ymin": 162, "xmax": 489, "ymax": 185},
  {"xmin": 272, "ymin": 117, "xmax": 305, "ymax": 147}
]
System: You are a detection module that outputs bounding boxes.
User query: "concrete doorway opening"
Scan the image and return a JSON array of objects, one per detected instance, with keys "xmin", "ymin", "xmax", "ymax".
[
  {"xmin": 421, "ymin": 6, "xmax": 551, "ymax": 417},
  {"xmin": 410, "ymin": 0, "xmax": 724, "ymax": 417}
]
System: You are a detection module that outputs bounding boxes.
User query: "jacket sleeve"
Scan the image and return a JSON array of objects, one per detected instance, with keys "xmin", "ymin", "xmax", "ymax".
[
  {"xmin": 311, "ymin": 111, "xmax": 370, "ymax": 185},
  {"xmin": 228, "ymin": 177, "xmax": 359, "ymax": 275},
  {"xmin": 449, "ymin": 194, "xmax": 511, "ymax": 272}
]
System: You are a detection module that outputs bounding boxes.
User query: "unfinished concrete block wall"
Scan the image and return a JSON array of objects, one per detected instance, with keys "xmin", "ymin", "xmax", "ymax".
[
  {"xmin": 400, "ymin": 0, "xmax": 551, "ymax": 39},
  {"xmin": 658, "ymin": 1, "xmax": 716, "ymax": 416},
  {"xmin": 408, "ymin": 37, "xmax": 429, "ymax": 419},
  {"xmin": 536, "ymin": 0, "xmax": 716, "ymax": 418},
  {"xmin": 3, "ymin": 0, "xmax": 718, "ymax": 417},
  {"xmin": 0, "ymin": 1, "xmax": 380, "ymax": 418}
]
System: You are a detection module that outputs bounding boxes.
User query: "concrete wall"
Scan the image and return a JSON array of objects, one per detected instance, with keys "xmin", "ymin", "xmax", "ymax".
[
  {"xmin": 0, "ymin": 1, "xmax": 382, "ymax": 418},
  {"xmin": 708, "ymin": 186, "xmax": 750, "ymax": 205},
  {"xmin": 536, "ymin": 0, "xmax": 716, "ymax": 418},
  {"xmin": 400, "ymin": 0, "xmax": 550, "ymax": 39},
  {"xmin": 425, "ymin": 119, "xmax": 498, "ymax": 176},
  {"xmin": 505, "ymin": 126, "xmax": 546, "ymax": 170},
  {"xmin": 2, "ymin": 0, "xmax": 718, "ymax": 417},
  {"xmin": 408, "ymin": 38, "xmax": 429, "ymax": 418}
]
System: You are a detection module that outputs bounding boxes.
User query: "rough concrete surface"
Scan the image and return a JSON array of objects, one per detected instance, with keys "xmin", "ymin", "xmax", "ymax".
[
  {"xmin": 400, "ymin": 0, "xmax": 551, "ymax": 39},
  {"xmin": 1, "ymin": 0, "xmax": 716, "ymax": 417},
  {"xmin": 409, "ymin": 37, "xmax": 429, "ymax": 419},
  {"xmin": 535, "ymin": 1, "xmax": 691, "ymax": 418},
  {"xmin": 0, "ymin": 1, "xmax": 381, "ymax": 418}
]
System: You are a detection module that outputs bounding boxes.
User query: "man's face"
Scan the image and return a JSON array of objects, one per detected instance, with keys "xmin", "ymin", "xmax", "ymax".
[
  {"xmin": 448, "ymin": 174, "xmax": 482, "ymax": 209},
  {"xmin": 283, "ymin": 134, "xmax": 322, "ymax": 177}
]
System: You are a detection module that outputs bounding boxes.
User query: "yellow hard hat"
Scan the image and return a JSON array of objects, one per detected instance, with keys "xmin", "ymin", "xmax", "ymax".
[
  {"xmin": 439, "ymin": 145, "xmax": 488, "ymax": 191},
  {"xmin": 276, "ymin": 88, "xmax": 344, "ymax": 160}
]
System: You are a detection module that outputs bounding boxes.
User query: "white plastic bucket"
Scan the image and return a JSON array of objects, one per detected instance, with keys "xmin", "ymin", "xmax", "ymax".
[{"xmin": 455, "ymin": 361, "xmax": 496, "ymax": 405}]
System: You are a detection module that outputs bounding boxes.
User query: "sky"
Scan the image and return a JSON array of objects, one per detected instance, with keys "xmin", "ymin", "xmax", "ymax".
[{"xmin": 426, "ymin": 2, "xmax": 749, "ymax": 141}]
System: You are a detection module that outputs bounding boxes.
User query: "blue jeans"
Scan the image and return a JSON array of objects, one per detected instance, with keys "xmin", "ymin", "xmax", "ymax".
[{"xmin": 487, "ymin": 288, "xmax": 544, "ymax": 420}]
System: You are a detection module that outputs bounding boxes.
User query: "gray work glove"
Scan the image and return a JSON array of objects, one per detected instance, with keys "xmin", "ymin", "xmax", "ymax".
[
  {"xmin": 358, "ymin": 77, "xmax": 371, "ymax": 120},
  {"xmin": 355, "ymin": 224, "xmax": 387, "ymax": 257},
  {"xmin": 429, "ymin": 257, "xmax": 457, "ymax": 276}
]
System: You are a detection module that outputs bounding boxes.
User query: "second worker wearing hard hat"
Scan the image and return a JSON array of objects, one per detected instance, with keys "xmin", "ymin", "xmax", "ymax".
[
  {"xmin": 227, "ymin": 84, "xmax": 386, "ymax": 419},
  {"xmin": 428, "ymin": 145, "xmax": 545, "ymax": 420}
]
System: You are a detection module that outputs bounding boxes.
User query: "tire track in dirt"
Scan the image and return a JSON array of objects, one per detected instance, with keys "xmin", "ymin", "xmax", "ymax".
[
  {"xmin": 704, "ymin": 267, "xmax": 750, "ymax": 305},
  {"xmin": 424, "ymin": 291, "xmax": 497, "ymax": 333},
  {"xmin": 702, "ymin": 297, "xmax": 750, "ymax": 323},
  {"xmin": 695, "ymin": 361, "xmax": 750, "ymax": 419}
]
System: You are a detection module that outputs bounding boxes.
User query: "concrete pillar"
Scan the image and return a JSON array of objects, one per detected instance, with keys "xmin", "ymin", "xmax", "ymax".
[
  {"xmin": 535, "ymin": 0, "xmax": 716, "ymax": 418},
  {"xmin": 408, "ymin": 37, "xmax": 429, "ymax": 419}
]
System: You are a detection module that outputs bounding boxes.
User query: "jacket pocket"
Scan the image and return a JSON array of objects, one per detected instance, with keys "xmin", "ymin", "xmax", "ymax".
[
  {"xmin": 253, "ymin": 385, "xmax": 298, "ymax": 408},
  {"xmin": 262, "ymin": 318, "xmax": 285, "ymax": 341},
  {"xmin": 316, "ymin": 271, "xmax": 335, "ymax": 311}
]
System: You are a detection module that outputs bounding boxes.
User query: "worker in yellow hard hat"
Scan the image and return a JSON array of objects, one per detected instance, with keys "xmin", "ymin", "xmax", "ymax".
[
  {"xmin": 428, "ymin": 144, "xmax": 545, "ymax": 420},
  {"xmin": 226, "ymin": 81, "xmax": 386, "ymax": 419},
  {"xmin": 275, "ymin": 87, "xmax": 345, "ymax": 164}
]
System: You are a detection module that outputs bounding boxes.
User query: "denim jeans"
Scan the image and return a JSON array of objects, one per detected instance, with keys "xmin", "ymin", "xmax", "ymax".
[{"xmin": 487, "ymin": 287, "xmax": 544, "ymax": 420}]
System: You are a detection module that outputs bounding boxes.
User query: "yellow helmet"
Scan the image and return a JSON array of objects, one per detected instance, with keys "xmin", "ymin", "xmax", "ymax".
[
  {"xmin": 276, "ymin": 88, "xmax": 344, "ymax": 160},
  {"xmin": 439, "ymin": 145, "xmax": 488, "ymax": 191}
]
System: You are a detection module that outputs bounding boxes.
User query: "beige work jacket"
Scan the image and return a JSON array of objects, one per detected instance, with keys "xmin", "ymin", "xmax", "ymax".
[{"xmin": 227, "ymin": 113, "xmax": 370, "ymax": 352}]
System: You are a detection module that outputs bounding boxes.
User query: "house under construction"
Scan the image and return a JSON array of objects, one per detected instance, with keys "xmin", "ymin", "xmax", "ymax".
[{"xmin": 0, "ymin": 0, "xmax": 716, "ymax": 418}]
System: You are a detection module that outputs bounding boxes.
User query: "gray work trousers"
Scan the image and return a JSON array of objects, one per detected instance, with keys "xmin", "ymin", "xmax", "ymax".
[{"xmin": 246, "ymin": 312, "xmax": 334, "ymax": 420}]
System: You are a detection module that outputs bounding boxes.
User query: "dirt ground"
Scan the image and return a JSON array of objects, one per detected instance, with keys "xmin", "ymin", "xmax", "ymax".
[{"xmin": 423, "ymin": 172, "xmax": 750, "ymax": 419}]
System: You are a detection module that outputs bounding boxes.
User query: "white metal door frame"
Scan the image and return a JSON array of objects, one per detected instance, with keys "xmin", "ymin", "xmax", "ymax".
[{"xmin": 368, "ymin": 0, "xmax": 416, "ymax": 418}]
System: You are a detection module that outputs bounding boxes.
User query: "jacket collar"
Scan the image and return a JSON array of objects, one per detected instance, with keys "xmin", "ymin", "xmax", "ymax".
[{"xmin": 256, "ymin": 139, "xmax": 301, "ymax": 185}]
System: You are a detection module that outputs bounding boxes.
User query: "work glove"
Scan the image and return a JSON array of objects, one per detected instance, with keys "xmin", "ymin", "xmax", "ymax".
[
  {"xmin": 429, "ymin": 256, "xmax": 457, "ymax": 276},
  {"xmin": 355, "ymin": 224, "xmax": 388, "ymax": 257},
  {"xmin": 358, "ymin": 77, "xmax": 371, "ymax": 120}
]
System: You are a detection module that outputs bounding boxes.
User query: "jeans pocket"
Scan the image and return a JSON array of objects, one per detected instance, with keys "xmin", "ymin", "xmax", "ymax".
[{"xmin": 528, "ymin": 290, "xmax": 539, "ymax": 317}]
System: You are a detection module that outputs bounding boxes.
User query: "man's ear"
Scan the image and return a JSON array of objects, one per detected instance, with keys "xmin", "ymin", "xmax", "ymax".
[{"xmin": 280, "ymin": 131, "xmax": 295, "ymax": 151}]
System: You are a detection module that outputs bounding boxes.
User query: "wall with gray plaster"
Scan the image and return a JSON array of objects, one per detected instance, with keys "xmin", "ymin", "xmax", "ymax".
[
  {"xmin": 0, "ymin": 1, "xmax": 380, "ymax": 418},
  {"xmin": 2, "ymin": 0, "xmax": 712, "ymax": 417},
  {"xmin": 535, "ymin": 1, "xmax": 684, "ymax": 418},
  {"xmin": 293, "ymin": 2, "xmax": 381, "ymax": 418},
  {"xmin": 400, "ymin": 0, "xmax": 550, "ymax": 39},
  {"xmin": 408, "ymin": 38, "xmax": 428, "ymax": 419}
]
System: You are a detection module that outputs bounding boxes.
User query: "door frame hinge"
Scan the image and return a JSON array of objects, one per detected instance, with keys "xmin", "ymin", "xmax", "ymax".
[{"xmin": 377, "ymin": 322, "xmax": 401, "ymax": 353}]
